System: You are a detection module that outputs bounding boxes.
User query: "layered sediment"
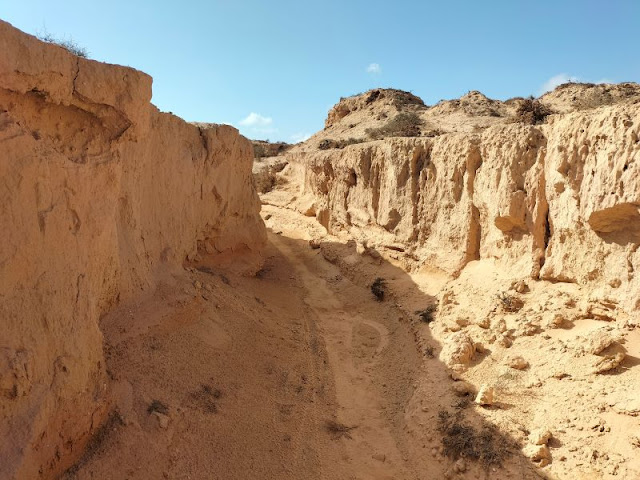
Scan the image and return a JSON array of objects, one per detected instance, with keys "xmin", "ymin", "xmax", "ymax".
[{"xmin": 0, "ymin": 21, "xmax": 265, "ymax": 479}]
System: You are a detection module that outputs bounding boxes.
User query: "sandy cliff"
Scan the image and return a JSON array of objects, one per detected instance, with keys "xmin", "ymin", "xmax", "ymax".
[
  {"xmin": 0, "ymin": 20, "xmax": 264, "ymax": 479},
  {"xmin": 255, "ymin": 86, "xmax": 640, "ymax": 479},
  {"xmin": 270, "ymin": 87, "xmax": 640, "ymax": 312}
]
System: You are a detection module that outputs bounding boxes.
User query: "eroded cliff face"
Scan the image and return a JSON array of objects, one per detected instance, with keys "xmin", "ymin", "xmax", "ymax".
[
  {"xmin": 0, "ymin": 21, "xmax": 265, "ymax": 479},
  {"xmin": 274, "ymin": 92, "xmax": 639, "ymax": 312}
]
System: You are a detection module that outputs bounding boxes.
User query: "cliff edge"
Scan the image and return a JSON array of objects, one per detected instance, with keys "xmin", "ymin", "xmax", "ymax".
[{"xmin": 0, "ymin": 20, "xmax": 265, "ymax": 479}]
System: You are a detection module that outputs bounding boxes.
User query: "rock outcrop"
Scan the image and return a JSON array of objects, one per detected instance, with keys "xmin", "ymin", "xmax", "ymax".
[
  {"xmin": 0, "ymin": 21, "xmax": 265, "ymax": 479},
  {"xmin": 274, "ymin": 87, "xmax": 639, "ymax": 312}
]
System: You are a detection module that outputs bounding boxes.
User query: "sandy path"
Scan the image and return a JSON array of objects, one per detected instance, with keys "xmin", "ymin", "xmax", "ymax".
[
  {"xmin": 65, "ymin": 231, "xmax": 420, "ymax": 479},
  {"xmin": 271, "ymin": 234, "xmax": 419, "ymax": 479}
]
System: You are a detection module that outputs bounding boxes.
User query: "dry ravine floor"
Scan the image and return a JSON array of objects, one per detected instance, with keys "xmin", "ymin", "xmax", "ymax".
[{"xmin": 63, "ymin": 204, "xmax": 550, "ymax": 480}]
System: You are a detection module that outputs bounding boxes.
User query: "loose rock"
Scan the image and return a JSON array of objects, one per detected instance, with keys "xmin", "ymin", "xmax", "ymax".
[
  {"xmin": 524, "ymin": 444, "xmax": 551, "ymax": 467},
  {"xmin": 530, "ymin": 428, "xmax": 552, "ymax": 445},
  {"xmin": 506, "ymin": 355, "xmax": 529, "ymax": 370},
  {"xmin": 440, "ymin": 332, "xmax": 476, "ymax": 368},
  {"xmin": 593, "ymin": 352, "xmax": 625, "ymax": 374},
  {"xmin": 475, "ymin": 385, "xmax": 494, "ymax": 406}
]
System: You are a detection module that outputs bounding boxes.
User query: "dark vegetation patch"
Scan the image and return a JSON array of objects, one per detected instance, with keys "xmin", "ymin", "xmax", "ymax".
[
  {"xmin": 370, "ymin": 277, "xmax": 386, "ymax": 301},
  {"xmin": 325, "ymin": 419, "xmax": 357, "ymax": 439},
  {"xmin": 366, "ymin": 112, "xmax": 423, "ymax": 139},
  {"xmin": 318, "ymin": 137, "xmax": 365, "ymax": 150},
  {"xmin": 513, "ymin": 97, "xmax": 553, "ymax": 125},
  {"xmin": 252, "ymin": 140, "xmax": 292, "ymax": 159},
  {"xmin": 437, "ymin": 410, "xmax": 516, "ymax": 467},
  {"xmin": 497, "ymin": 292, "xmax": 524, "ymax": 312},
  {"xmin": 416, "ymin": 304, "xmax": 437, "ymax": 323}
]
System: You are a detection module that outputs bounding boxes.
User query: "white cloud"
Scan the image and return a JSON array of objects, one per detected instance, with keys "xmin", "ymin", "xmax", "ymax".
[
  {"xmin": 238, "ymin": 112, "xmax": 273, "ymax": 127},
  {"xmin": 539, "ymin": 73, "xmax": 580, "ymax": 95},
  {"xmin": 290, "ymin": 132, "xmax": 311, "ymax": 143},
  {"xmin": 596, "ymin": 78, "xmax": 614, "ymax": 85},
  {"xmin": 366, "ymin": 63, "xmax": 381, "ymax": 74}
]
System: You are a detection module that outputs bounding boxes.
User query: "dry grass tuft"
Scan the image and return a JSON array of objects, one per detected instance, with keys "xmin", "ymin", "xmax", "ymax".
[
  {"xmin": 371, "ymin": 277, "xmax": 386, "ymax": 301},
  {"xmin": 325, "ymin": 420, "xmax": 357, "ymax": 439},
  {"xmin": 437, "ymin": 410, "xmax": 516, "ymax": 467},
  {"xmin": 366, "ymin": 112, "xmax": 423, "ymax": 139}
]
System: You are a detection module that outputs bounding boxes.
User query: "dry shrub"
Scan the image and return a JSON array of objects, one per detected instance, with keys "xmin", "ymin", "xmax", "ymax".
[
  {"xmin": 366, "ymin": 112, "xmax": 423, "ymax": 139},
  {"xmin": 318, "ymin": 137, "xmax": 365, "ymax": 150},
  {"xmin": 325, "ymin": 420, "xmax": 356, "ymax": 439},
  {"xmin": 37, "ymin": 30, "xmax": 89, "ymax": 58},
  {"xmin": 371, "ymin": 277, "xmax": 386, "ymax": 301},
  {"xmin": 437, "ymin": 410, "xmax": 516, "ymax": 467},
  {"xmin": 498, "ymin": 292, "xmax": 524, "ymax": 312},
  {"xmin": 416, "ymin": 304, "xmax": 437, "ymax": 323},
  {"xmin": 514, "ymin": 98, "xmax": 553, "ymax": 125}
]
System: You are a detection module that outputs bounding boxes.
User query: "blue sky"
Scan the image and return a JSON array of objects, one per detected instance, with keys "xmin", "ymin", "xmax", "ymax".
[{"xmin": 2, "ymin": 0, "xmax": 639, "ymax": 142}]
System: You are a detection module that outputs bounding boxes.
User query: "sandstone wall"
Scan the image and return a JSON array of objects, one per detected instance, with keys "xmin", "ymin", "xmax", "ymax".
[
  {"xmin": 288, "ymin": 105, "xmax": 639, "ymax": 310},
  {"xmin": 0, "ymin": 21, "xmax": 265, "ymax": 479}
]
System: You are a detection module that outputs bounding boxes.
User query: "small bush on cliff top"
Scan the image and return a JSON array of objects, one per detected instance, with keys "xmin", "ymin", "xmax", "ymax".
[
  {"xmin": 366, "ymin": 112, "xmax": 423, "ymax": 139},
  {"xmin": 37, "ymin": 29, "xmax": 89, "ymax": 58},
  {"xmin": 513, "ymin": 98, "xmax": 553, "ymax": 125},
  {"xmin": 318, "ymin": 137, "xmax": 365, "ymax": 150}
]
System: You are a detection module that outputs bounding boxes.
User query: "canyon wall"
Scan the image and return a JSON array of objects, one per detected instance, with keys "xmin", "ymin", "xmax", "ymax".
[
  {"xmin": 285, "ymin": 103, "xmax": 639, "ymax": 311},
  {"xmin": 0, "ymin": 21, "xmax": 265, "ymax": 479}
]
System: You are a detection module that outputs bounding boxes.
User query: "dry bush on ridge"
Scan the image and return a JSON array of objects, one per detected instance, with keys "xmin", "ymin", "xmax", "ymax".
[
  {"xmin": 318, "ymin": 137, "xmax": 365, "ymax": 150},
  {"xmin": 513, "ymin": 98, "xmax": 553, "ymax": 125},
  {"xmin": 366, "ymin": 112, "xmax": 423, "ymax": 139},
  {"xmin": 37, "ymin": 30, "xmax": 89, "ymax": 58}
]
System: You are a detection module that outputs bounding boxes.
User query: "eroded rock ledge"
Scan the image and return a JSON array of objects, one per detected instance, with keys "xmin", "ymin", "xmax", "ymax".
[
  {"xmin": 0, "ymin": 21, "xmax": 265, "ymax": 479},
  {"xmin": 278, "ymin": 98, "xmax": 640, "ymax": 312}
]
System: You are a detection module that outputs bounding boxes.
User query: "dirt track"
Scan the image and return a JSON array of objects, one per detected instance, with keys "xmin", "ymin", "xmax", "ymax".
[{"xmin": 65, "ymin": 225, "xmax": 424, "ymax": 479}]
